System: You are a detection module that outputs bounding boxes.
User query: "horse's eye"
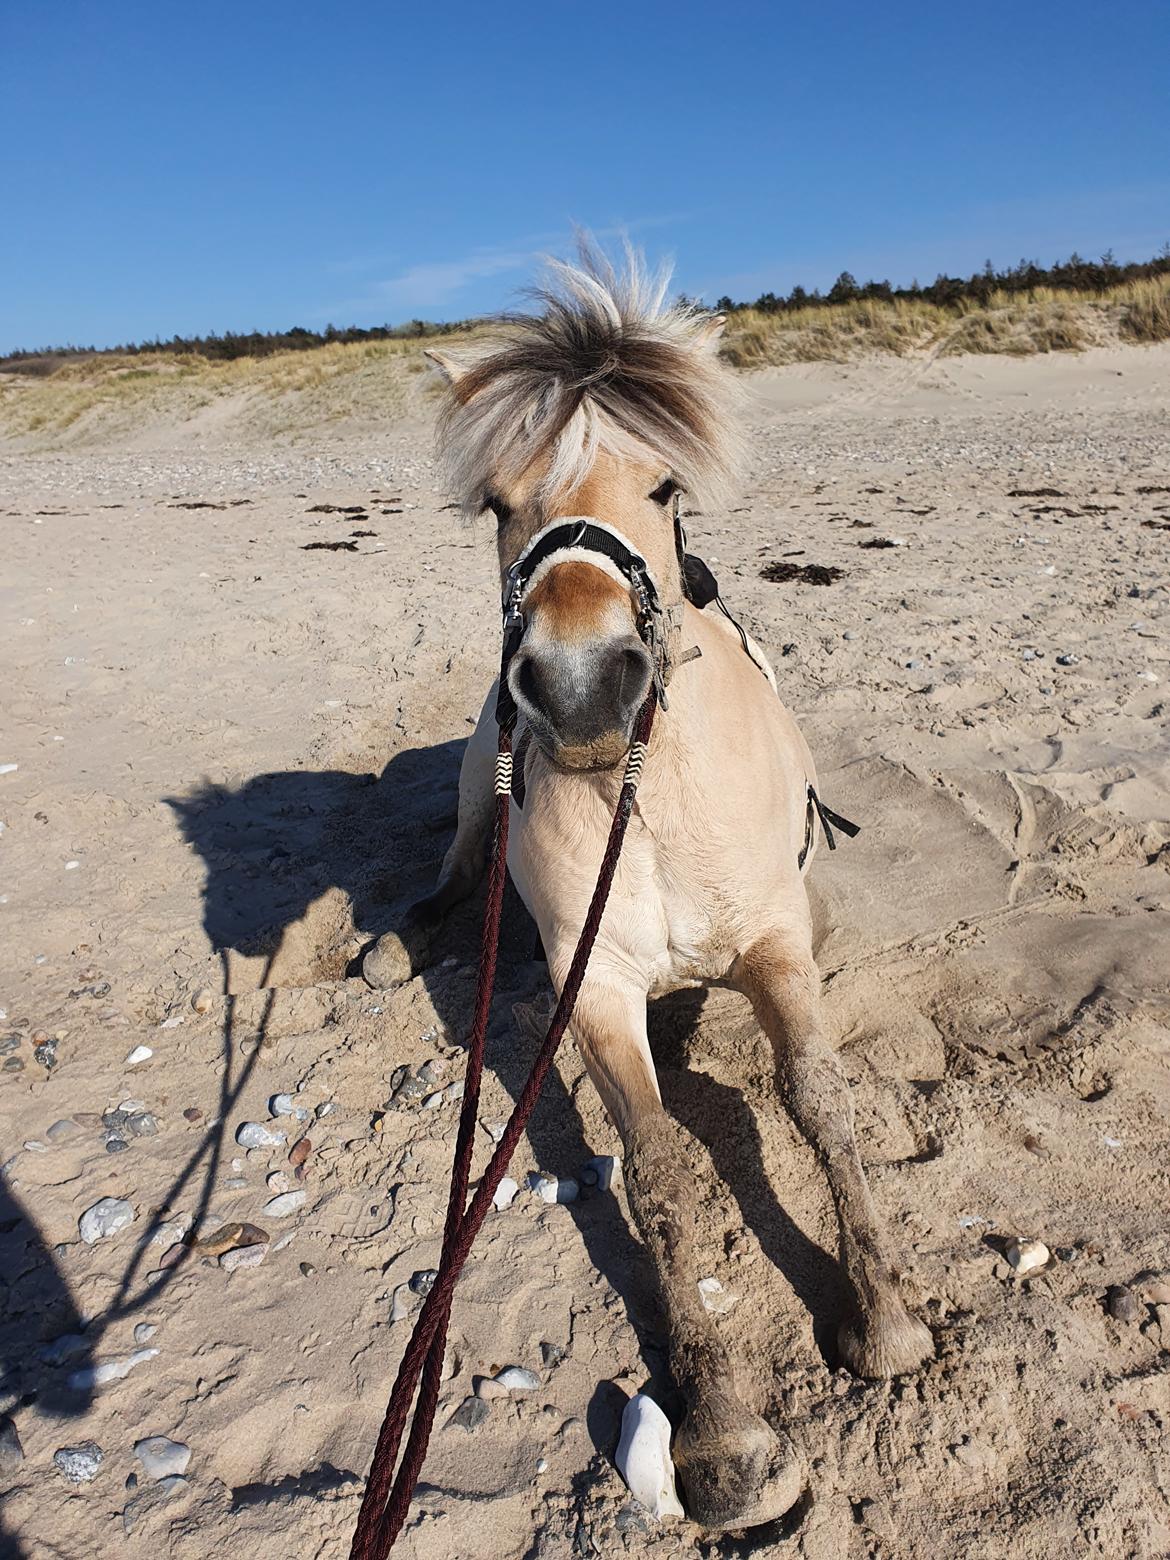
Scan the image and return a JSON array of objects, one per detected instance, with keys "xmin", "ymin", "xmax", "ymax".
[
  {"xmin": 484, "ymin": 492, "xmax": 512, "ymax": 525},
  {"xmin": 649, "ymin": 477, "xmax": 679, "ymax": 507}
]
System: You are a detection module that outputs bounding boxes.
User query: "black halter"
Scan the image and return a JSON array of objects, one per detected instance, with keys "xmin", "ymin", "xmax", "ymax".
[{"xmin": 495, "ymin": 519, "xmax": 669, "ymax": 730}]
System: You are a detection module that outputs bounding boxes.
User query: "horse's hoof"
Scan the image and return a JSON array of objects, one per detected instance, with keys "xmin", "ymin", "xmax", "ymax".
[
  {"xmin": 673, "ymin": 1398, "xmax": 802, "ymax": 1532},
  {"xmin": 838, "ymin": 1296, "xmax": 933, "ymax": 1378},
  {"xmin": 361, "ymin": 924, "xmax": 430, "ymax": 989}
]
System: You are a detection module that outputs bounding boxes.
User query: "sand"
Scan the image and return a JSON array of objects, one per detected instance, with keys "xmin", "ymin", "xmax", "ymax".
[{"xmin": 1, "ymin": 344, "xmax": 1168, "ymax": 1558}]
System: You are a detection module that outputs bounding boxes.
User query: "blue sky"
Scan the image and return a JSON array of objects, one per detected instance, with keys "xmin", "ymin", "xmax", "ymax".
[{"xmin": 2, "ymin": 0, "xmax": 1168, "ymax": 352}]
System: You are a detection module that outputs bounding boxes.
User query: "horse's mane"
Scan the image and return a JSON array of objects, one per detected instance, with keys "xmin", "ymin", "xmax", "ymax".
[{"xmin": 435, "ymin": 242, "xmax": 742, "ymax": 515}]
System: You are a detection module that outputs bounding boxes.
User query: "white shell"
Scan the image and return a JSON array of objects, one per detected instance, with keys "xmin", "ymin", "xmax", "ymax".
[
  {"xmin": 615, "ymin": 1392, "xmax": 685, "ymax": 1522},
  {"xmin": 1006, "ymin": 1236, "xmax": 1050, "ymax": 1274}
]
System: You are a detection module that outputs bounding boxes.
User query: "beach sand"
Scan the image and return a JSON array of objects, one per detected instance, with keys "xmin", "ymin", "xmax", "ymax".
[{"xmin": 1, "ymin": 344, "xmax": 1168, "ymax": 1557}]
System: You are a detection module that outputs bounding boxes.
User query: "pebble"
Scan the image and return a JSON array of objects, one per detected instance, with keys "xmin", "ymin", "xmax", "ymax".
[
  {"xmin": 34, "ymin": 1038, "xmax": 59, "ymax": 1069},
  {"xmin": 390, "ymin": 1283, "xmax": 419, "ymax": 1322},
  {"xmin": 79, "ymin": 1197, "xmax": 135, "ymax": 1244},
  {"xmin": 182, "ymin": 1107, "xmax": 203, "ymax": 1123},
  {"xmin": 1056, "ymin": 652, "xmax": 1081, "ymax": 666},
  {"xmin": 475, "ymin": 1376, "xmax": 509, "ymax": 1401},
  {"xmin": 191, "ymin": 988, "xmax": 213, "ymax": 1014},
  {"xmin": 698, "ymin": 1277, "xmax": 739, "ymax": 1314},
  {"xmin": 134, "ymin": 1323, "xmax": 158, "ymax": 1344},
  {"xmin": 266, "ymin": 1171, "xmax": 291, "ymax": 1194},
  {"xmin": 492, "ymin": 1176, "xmax": 519, "ymax": 1210},
  {"xmin": 134, "ymin": 1436, "xmax": 191, "ymax": 1480},
  {"xmin": 299, "ymin": 1261, "xmax": 317, "ymax": 1278},
  {"xmin": 1106, "ymin": 1283, "xmax": 1142, "ymax": 1324},
  {"xmin": 417, "ymin": 1058, "xmax": 447, "ymax": 1084},
  {"xmin": 54, "ymin": 1441, "xmax": 104, "ymax": 1483},
  {"xmin": 127, "ymin": 1112, "xmax": 159, "ymax": 1137},
  {"xmin": 484, "ymin": 1120, "xmax": 507, "ymax": 1142},
  {"xmin": 448, "ymin": 1395, "xmax": 490, "ymax": 1432},
  {"xmin": 158, "ymin": 1015, "xmax": 184, "ymax": 1029},
  {"xmin": 421, "ymin": 1091, "xmax": 443, "ymax": 1110},
  {"xmin": 68, "ymin": 1349, "xmax": 158, "ymax": 1390},
  {"xmin": 40, "ymin": 1333, "xmax": 89, "ymax": 1364},
  {"xmin": 0, "ymin": 1416, "xmax": 23, "ymax": 1474},
  {"xmin": 391, "ymin": 1072, "xmax": 429, "ymax": 1106},
  {"xmin": 46, "ymin": 1117, "xmax": 83, "ymax": 1144},
  {"xmin": 535, "ymin": 1456, "xmax": 548, "ymax": 1475},
  {"xmin": 1005, "ymin": 1236, "xmax": 1050, "ymax": 1275},
  {"xmin": 125, "ymin": 1045, "xmax": 153, "ymax": 1066},
  {"xmin": 261, "ymin": 1190, "xmax": 306, "ymax": 1218},
  {"xmin": 269, "ymin": 1093, "xmax": 296, "ymax": 1117},
  {"xmin": 615, "ymin": 1393, "xmax": 685, "ymax": 1521},
  {"xmin": 236, "ymin": 1121, "xmax": 285, "ymax": 1149},
  {"xmin": 1137, "ymin": 1272, "xmax": 1170, "ymax": 1306},
  {"xmin": 581, "ymin": 1154, "xmax": 620, "ymax": 1191},
  {"xmin": 315, "ymin": 1101, "xmax": 337, "ymax": 1119},
  {"xmin": 410, "ymin": 1268, "xmax": 438, "ymax": 1297},
  {"xmin": 540, "ymin": 1341, "xmax": 566, "ymax": 1368},
  {"xmin": 288, "ymin": 1137, "xmax": 312, "ymax": 1169},
  {"xmin": 529, "ymin": 1173, "xmax": 578, "ymax": 1204},
  {"xmin": 495, "ymin": 1366, "xmax": 540, "ymax": 1392},
  {"xmin": 221, "ymin": 1243, "xmax": 267, "ymax": 1271}
]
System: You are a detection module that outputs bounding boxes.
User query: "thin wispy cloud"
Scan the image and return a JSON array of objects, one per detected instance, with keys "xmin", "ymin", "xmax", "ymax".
[{"xmin": 317, "ymin": 214, "xmax": 699, "ymax": 323}]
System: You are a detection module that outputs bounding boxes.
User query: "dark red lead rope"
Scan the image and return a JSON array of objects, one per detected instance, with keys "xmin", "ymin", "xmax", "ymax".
[{"xmin": 349, "ymin": 691, "xmax": 657, "ymax": 1560}]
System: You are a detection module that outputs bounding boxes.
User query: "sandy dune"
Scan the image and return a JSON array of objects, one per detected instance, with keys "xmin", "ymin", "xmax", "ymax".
[{"xmin": 1, "ymin": 345, "xmax": 1168, "ymax": 1558}]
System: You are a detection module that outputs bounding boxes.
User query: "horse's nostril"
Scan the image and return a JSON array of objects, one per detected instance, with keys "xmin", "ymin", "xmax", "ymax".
[
  {"xmin": 615, "ymin": 642, "xmax": 653, "ymax": 711},
  {"xmin": 515, "ymin": 654, "xmax": 544, "ymax": 714}
]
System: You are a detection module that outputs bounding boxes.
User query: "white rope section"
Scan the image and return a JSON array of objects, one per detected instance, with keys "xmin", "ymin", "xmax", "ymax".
[
  {"xmin": 623, "ymin": 741, "xmax": 647, "ymax": 790},
  {"xmin": 494, "ymin": 752, "xmax": 513, "ymax": 796}
]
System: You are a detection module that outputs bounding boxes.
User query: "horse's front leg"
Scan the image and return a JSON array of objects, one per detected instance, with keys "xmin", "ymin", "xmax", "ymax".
[
  {"xmin": 363, "ymin": 685, "xmax": 498, "ymax": 988},
  {"xmin": 739, "ymin": 928, "xmax": 933, "ymax": 1376},
  {"xmin": 565, "ymin": 967, "xmax": 802, "ymax": 1530}
]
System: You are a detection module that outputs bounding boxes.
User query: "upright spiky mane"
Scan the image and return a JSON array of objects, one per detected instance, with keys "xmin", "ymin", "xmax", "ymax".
[{"xmin": 435, "ymin": 246, "xmax": 742, "ymax": 514}]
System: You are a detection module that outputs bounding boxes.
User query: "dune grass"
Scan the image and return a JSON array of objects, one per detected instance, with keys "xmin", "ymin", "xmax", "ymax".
[{"xmin": 719, "ymin": 274, "xmax": 1170, "ymax": 366}]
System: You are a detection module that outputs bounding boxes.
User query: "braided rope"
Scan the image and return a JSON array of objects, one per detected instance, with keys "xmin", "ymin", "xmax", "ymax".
[{"xmin": 349, "ymin": 695, "xmax": 656, "ymax": 1560}]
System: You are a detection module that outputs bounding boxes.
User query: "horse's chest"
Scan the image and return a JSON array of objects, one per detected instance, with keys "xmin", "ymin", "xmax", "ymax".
[{"xmin": 637, "ymin": 844, "xmax": 736, "ymax": 992}]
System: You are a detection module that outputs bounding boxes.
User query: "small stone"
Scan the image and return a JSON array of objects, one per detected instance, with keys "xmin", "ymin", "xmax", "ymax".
[
  {"xmin": 127, "ymin": 1113, "xmax": 159, "ymax": 1137},
  {"xmin": 492, "ymin": 1177, "xmax": 519, "ymax": 1209},
  {"xmin": 236, "ymin": 1121, "xmax": 285, "ymax": 1149},
  {"xmin": 34, "ymin": 1039, "xmax": 59, "ymax": 1070},
  {"xmin": 195, "ymin": 1221, "xmax": 248, "ymax": 1257},
  {"xmin": 698, "ymin": 1277, "xmax": 739, "ymax": 1314},
  {"xmin": 582, "ymin": 1155, "xmax": 620, "ymax": 1191},
  {"xmin": 315, "ymin": 1101, "xmax": 337, "ymax": 1119},
  {"xmin": 474, "ymin": 1376, "xmax": 509, "ymax": 1401},
  {"xmin": 1005, "ymin": 1236, "xmax": 1050, "ymax": 1275},
  {"xmin": 529, "ymin": 1173, "xmax": 578, "ymax": 1204},
  {"xmin": 134, "ymin": 1436, "xmax": 191, "ymax": 1480},
  {"xmin": 121, "ymin": 1474, "xmax": 187, "ymax": 1535},
  {"xmin": 220, "ymin": 1243, "xmax": 267, "ymax": 1271},
  {"xmin": 261, "ymin": 1190, "xmax": 306, "ymax": 1218},
  {"xmin": 182, "ymin": 1107, "xmax": 203, "ymax": 1123},
  {"xmin": 540, "ymin": 1341, "xmax": 566, "ymax": 1369},
  {"xmin": 191, "ymin": 988, "xmax": 213, "ymax": 1014},
  {"xmin": 54, "ymin": 1441, "xmax": 103, "ymax": 1483},
  {"xmin": 125, "ymin": 1045, "xmax": 153, "ymax": 1066},
  {"xmin": 390, "ymin": 1283, "xmax": 419, "ymax": 1322},
  {"xmin": 79, "ymin": 1197, "xmax": 135, "ymax": 1244},
  {"xmin": 40, "ymin": 1333, "xmax": 89, "ymax": 1364},
  {"xmin": 133, "ymin": 1323, "xmax": 157, "ymax": 1345},
  {"xmin": 448, "ymin": 1395, "xmax": 490, "ymax": 1432},
  {"xmin": 266, "ymin": 1171, "xmax": 291, "ymax": 1195},
  {"xmin": 2, "ymin": 1057, "xmax": 25, "ymax": 1073},
  {"xmin": 269, "ymin": 1093, "xmax": 296, "ymax": 1117},
  {"xmin": 46, "ymin": 1118, "xmax": 83, "ymax": 1144},
  {"xmin": 615, "ymin": 1393, "xmax": 684, "ymax": 1521},
  {"xmin": 495, "ymin": 1366, "xmax": 540, "ymax": 1392},
  {"xmin": 299, "ymin": 1261, "xmax": 317, "ymax": 1278},
  {"xmin": 1137, "ymin": 1272, "xmax": 1170, "ymax": 1306},
  {"xmin": 392, "ymin": 1072, "xmax": 428, "ymax": 1106},
  {"xmin": 443, "ymin": 1079, "xmax": 464, "ymax": 1103},
  {"xmin": 1106, "ymin": 1284, "xmax": 1142, "ymax": 1324},
  {"xmin": 288, "ymin": 1137, "xmax": 312, "ymax": 1169},
  {"xmin": 410, "ymin": 1269, "xmax": 438, "ymax": 1297},
  {"xmin": 536, "ymin": 1456, "xmax": 548, "ymax": 1475},
  {"xmin": 421, "ymin": 1091, "xmax": 443, "ymax": 1110},
  {"xmin": 0, "ymin": 1416, "xmax": 23, "ymax": 1474},
  {"xmin": 417, "ymin": 1058, "xmax": 447, "ymax": 1084},
  {"xmin": 484, "ymin": 1120, "xmax": 507, "ymax": 1142},
  {"xmin": 1056, "ymin": 653, "xmax": 1081, "ymax": 667}
]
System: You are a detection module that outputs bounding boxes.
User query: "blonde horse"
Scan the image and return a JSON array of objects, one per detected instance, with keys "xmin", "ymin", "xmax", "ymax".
[{"xmin": 364, "ymin": 249, "xmax": 932, "ymax": 1530}]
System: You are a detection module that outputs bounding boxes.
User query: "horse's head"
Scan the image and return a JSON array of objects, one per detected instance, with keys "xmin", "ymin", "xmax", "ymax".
[{"xmin": 428, "ymin": 246, "xmax": 740, "ymax": 770}]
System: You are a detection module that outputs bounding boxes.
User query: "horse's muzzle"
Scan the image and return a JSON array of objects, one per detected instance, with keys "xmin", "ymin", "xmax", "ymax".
[{"xmin": 508, "ymin": 634, "xmax": 653, "ymax": 770}]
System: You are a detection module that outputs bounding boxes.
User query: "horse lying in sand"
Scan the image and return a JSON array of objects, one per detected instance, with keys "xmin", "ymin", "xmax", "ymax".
[{"xmin": 364, "ymin": 250, "xmax": 932, "ymax": 1530}]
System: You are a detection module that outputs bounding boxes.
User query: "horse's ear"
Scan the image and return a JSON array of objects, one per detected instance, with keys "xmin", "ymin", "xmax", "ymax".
[
  {"xmin": 424, "ymin": 347, "xmax": 466, "ymax": 385},
  {"xmin": 694, "ymin": 313, "xmax": 726, "ymax": 352}
]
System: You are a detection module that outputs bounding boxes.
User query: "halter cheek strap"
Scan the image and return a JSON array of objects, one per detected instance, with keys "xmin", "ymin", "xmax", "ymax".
[{"xmin": 495, "ymin": 517, "xmax": 672, "ymax": 730}]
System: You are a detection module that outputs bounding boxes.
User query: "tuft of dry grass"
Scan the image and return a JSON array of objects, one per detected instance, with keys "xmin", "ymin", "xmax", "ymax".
[{"xmin": 720, "ymin": 274, "xmax": 1170, "ymax": 366}]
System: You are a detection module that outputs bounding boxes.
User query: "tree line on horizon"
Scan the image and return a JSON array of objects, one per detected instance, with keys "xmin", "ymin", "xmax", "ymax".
[{"xmin": 5, "ymin": 245, "xmax": 1169, "ymax": 369}]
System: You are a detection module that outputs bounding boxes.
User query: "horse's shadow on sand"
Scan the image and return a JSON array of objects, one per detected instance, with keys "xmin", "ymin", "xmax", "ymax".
[{"xmin": 164, "ymin": 733, "xmax": 846, "ymax": 1461}]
